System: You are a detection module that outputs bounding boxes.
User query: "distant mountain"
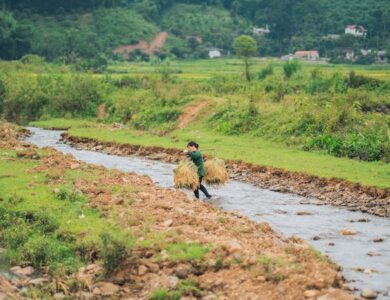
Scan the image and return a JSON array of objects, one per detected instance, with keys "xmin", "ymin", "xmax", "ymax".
[{"xmin": 1, "ymin": 0, "xmax": 389, "ymax": 60}]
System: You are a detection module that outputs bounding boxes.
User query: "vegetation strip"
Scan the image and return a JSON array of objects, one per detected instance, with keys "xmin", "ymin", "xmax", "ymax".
[
  {"xmin": 0, "ymin": 122, "xmax": 355, "ymax": 299},
  {"xmin": 62, "ymin": 133, "xmax": 390, "ymax": 218}
]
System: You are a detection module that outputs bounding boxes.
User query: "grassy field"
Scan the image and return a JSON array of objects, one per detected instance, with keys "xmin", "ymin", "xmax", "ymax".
[
  {"xmin": 108, "ymin": 58, "xmax": 390, "ymax": 80},
  {"xmin": 0, "ymin": 147, "xmax": 134, "ymax": 277},
  {"xmin": 2, "ymin": 58, "xmax": 390, "ymax": 80},
  {"xmin": 32, "ymin": 118, "xmax": 390, "ymax": 189}
]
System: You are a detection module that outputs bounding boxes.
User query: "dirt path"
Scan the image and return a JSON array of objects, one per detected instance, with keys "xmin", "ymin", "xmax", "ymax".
[
  {"xmin": 63, "ymin": 133, "xmax": 390, "ymax": 218},
  {"xmin": 0, "ymin": 123, "xmax": 354, "ymax": 299},
  {"xmin": 113, "ymin": 31, "xmax": 168, "ymax": 57},
  {"xmin": 177, "ymin": 101, "xmax": 210, "ymax": 129}
]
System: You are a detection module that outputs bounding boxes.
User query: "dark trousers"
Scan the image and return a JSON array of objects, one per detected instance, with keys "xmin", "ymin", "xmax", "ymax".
[{"xmin": 194, "ymin": 176, "xmax": 211, "ymax": 199}]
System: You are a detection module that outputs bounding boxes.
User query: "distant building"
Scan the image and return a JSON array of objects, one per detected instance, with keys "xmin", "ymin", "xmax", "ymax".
[
  {"xmin": 281, "ymin": 54, "xmax": 294, "ymax": 61},
  {"xmin": 360, "ymin": 49, "xmax": 372, "ymax": 56},
  {"xmin": 294, "ymin": 51, "xmax": 320, "ymax": 61},
  {"xmin": 345, "ymin": 25, "xmax": 367, "ymax": 37},
  {"xmin": 208, "ymin": 48, "xmax": 222, "ymax": 58},
  {"xmin": 253, "ymin": 24, "xmax": 271, "ymax": 35},
  {"xmin": 376, "ymin": 51, "xmax": 388, "ymax": 64},
  {"xmin": 340, "ymin": 48, "xmax": 354, "ymax": 60}
]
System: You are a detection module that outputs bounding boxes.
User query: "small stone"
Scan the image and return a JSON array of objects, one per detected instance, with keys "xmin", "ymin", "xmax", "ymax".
[
  {"xmin": 361, "ymin": 288, "xmax": 377, "ymax": 299},
  {"xmin": 256, "ymin": 276, "xmax": 266, "ymax": 282},
  {"xmin": 367, "ymin": 252, "xmax": 380, "ymax": 257},
  {"xmin": 53, "ymin": 188, "xmax": 60, "ymax": 194},
  {"xmin": 162, "ymin": 219, "xmax": 173, "ymax": 227},
  {"xmin": 303, "ymin": 290, "xmax": 319, "ymax": 298},
  {"xmin": 373, "ymin": 237, "xmax": 384, "ymax": 243},
  {"xmin": 339, "ymin": 229, "xmax": 357, "ymax": 236},
  {"xmin": 297, "ymin": 211, "xmax": 312, "ymax": 216},
  {"xmin": 53, "ymin": 292, "xmax": 65, "ymax": 299},
  {"xmin": 28, "ymin": 277, "xmax": 48, "ymax": 286},
  {"xmin": 317, "ymin": 294, "xmax": 336, "ymax": 300},
  {"xmin": 175, "ymin": 265, "xmax": 192, "ymax": 279},
  {"xmin": 70, "ymin": 163, "xmax": 80, "ymax": 170},
  {"xmin": 221, "ymin": 240, "xmax": 242, "ymax": 254},
  {"xmin": 10, "ymin": 266, "xmax": 34, "ymax": 277},
  {"xmin": 93, "ymin": 282, "xmax": 120, "ymax": 296},
  {"xmin": 313, "ymin": 236, "xmax": 321, "ymax": 241},
  {"xmin": 138, "ymin": 265, "xmax": 148, "ymax": 276},
  {"xmin": 328, "ymin": 242, "xmax": 335, "ymax": 246},
  {"xmin": 148, "ymin": 263, "xmax": 159, "ymax": 273}
]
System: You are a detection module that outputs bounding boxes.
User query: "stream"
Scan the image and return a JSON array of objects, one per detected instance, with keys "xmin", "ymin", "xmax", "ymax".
[{"xmin": 22, "ymin": 127, "xmax": 390, "ymax": 298}]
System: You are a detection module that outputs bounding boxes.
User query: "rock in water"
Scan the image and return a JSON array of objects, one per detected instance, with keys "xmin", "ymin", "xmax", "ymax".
[
  {"xmin": 339, "ymin": 229, "xmax": 357, "ymax": 236},
  {"xmin": 361, "ymin": 288, "xmax": 377, "ymax": 299}
]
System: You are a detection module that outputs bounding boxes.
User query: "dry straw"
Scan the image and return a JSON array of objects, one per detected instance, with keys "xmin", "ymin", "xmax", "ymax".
[
  {"xmin": 205, "ymin": 158, "xmax": 229, "ymax": 185},
  {"xmin": 173, "ymin": 160, "xmax": 199, "ymax": 190}
]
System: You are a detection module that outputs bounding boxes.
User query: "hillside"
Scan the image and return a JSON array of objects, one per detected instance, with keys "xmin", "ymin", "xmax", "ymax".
[{"xmin": 0, "ymin": 0, "xmax": 390, "ymax": 60}]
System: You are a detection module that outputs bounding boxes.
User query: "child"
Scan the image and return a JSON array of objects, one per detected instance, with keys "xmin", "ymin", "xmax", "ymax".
[{"xmin": 184, "ymin": 141, "xmax": 212, "ymax": 199}]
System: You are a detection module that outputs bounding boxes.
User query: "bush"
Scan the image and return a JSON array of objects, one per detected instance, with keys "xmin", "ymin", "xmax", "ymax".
[
  {"xmin": 283, "ymin": 59, "xmax": 300, "ymax": 78},
  {"xmin": 258, "ymin": 63, "xmax": 274, "ymax": 80},
  {"xmin": 98, "ymin": 233, "xmax": 129, "ymax": 274},
  {"xmin": 306, "ymin": 131, "xmax": 389, "ymax": 161},
  {"xmin": 347, "ymin": 71, "xmax": 385, "ymax": 90},
  {"xmin": 209, "ymin": 101, "xmax": 260, "ymax": 135}
]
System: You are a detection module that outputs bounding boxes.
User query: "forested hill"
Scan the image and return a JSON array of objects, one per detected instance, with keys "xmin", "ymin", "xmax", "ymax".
[{"xmin": 1, "ymin": 0, "xmax": 390, "ymax": 60}]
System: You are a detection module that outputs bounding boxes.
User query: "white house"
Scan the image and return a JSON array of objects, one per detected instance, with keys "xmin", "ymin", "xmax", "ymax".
[
  {"xmin": 345, "ymin": 25, "xmax": 367, "ymax": 37},
  {"xmin": 253, "ymin": 24, "xmax": 270, "ymax": 35},
  {"xmin": 294, "ymin": 51, "xmax": 320, "ymax": 61},
  {"xmin": 208, "ymin": 48, "xmax": 222, "ymax": 58}
]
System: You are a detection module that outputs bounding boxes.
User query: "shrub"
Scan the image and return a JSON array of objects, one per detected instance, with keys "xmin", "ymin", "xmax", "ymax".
[
  {"xmin": 283, "ymin": 59, "xmax": 300, "ymax": 78},
  {"xmin": 258, "ymin": 63, "xmax": 274, "ymax": 80},
  {"xmin": 209, "ymin": 101, "xmax": 260, "ymax": 135},
  {"xmin": 98, "ymin": 232, "xmax": 129, "ymax": 274}
]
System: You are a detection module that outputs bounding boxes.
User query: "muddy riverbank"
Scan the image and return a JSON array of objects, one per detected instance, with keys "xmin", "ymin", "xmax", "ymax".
[
  {"xmin": 29, "ymin": 128, "xmax": 390, "ymax": 299},
  {"xmin": 62, "ymin": 133, "xmax": 390, "ymax": 218}
]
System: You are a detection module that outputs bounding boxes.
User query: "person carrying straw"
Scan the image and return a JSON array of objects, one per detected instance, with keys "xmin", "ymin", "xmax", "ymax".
[{"xmin": 183, "ymin": 141, "xmax": 212, "ymax": 199}]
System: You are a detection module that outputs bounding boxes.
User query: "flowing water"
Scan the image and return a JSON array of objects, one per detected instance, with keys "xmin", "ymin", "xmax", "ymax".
[{"xmin": 24, "ymin": 127, "xmax": 390, "ymax": 298}]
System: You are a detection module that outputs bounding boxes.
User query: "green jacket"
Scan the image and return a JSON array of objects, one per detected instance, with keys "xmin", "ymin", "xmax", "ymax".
[{"xmin": 187, "ymin": 150, "xmax": 205, "ymax": 177}]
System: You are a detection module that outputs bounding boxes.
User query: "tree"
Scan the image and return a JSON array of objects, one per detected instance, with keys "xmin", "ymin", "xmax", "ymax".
[{"xmin": 233, "ymin": 35, "xmax": 257, "ymax": 81}]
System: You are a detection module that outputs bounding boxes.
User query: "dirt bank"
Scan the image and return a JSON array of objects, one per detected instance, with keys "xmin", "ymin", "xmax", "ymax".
[
  {"xmin": 0, "ymin": 123, "xmax": 355, "ymax": 299},
  {"xmin": 62, "ymin": 133, "xmax": 390, "ymax": 218}
]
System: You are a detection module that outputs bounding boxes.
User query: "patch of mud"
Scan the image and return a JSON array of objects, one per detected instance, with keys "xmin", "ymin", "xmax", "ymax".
[
  {"xmin": 177, "ymin": 101, "xmax": 210, "ymax": 129},
  {"xmin": 63, "ymin": 133, "xmax": 390, "ymax": 218}
]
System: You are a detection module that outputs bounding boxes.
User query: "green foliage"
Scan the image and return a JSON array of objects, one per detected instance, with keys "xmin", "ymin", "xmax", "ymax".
[
  {"xmin": 283, "ymin": 59, "xmax": 301, "ymax": 79},
  {"xmin": 209, "ymin": 101, "xmax": 260, "ymax": 135},
  {"xmin": 98, "ymin": 232, "xmax": 130, "ymax": 274},
  {"xmin": 306, "ymin": 132, "xmax": 389, "ymax": 161},
  {"xmin": 2, "ymin": 74, "xmax": 105, "ymax": 123},
  {"xmin": 233, "ymin": 35, "xmax": 257, "ymax": 58},
  {"xmin": 0, "ymin": 206, "xmax": 82, "ymax": 273},
  {"xmin": 165, "ymin": 243, "xmax": 209, "ymax": 261},
  {"xmin": 258, "ymin": 63, "xmax": 274, "ymax": 80},
  {"xmin": 149, "ymin": 280, "xmax": 201, "ymax": 300}
]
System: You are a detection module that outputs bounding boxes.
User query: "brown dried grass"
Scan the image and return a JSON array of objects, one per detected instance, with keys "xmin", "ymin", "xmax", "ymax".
[
  {"xmin": 205, "ymin": 158, "xmax": 229, "ymax": 185},
  {"xmin": 173, "ymin": 160, "xmax": 199, "ymax": 190}
]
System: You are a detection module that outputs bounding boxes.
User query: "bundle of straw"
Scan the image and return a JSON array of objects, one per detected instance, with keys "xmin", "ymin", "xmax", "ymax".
[
  {"xmin": 173, "ymin": 160, "xmax": 199, "ymax": 190},
  {"xmin": 205, "ymin": 158, "xmax": 229, "ymax": 185}
]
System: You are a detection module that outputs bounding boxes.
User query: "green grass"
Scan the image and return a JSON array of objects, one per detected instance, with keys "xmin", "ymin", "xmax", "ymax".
[
  {"xmin": 31, "ymin": 119, "xmax": 390, "ymax": 188},
  {"xmin": 0, "ymin": 148, "xmax": 134, "ymax": 274},
  {"xmin": 166, "ymin": 242, "xmax": 209, "ymax": 261}
]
